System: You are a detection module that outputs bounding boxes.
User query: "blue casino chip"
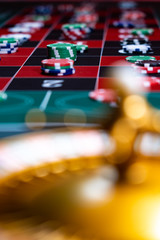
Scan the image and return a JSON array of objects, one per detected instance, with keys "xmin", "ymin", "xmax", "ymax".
[
  {"xmin": 113, "ymin": 20, "xmax": 135, "ymax": 28},
  {"xmin": 34, "ymin": 5, "xmax": 53, "ymax": 15},
  {"xmin": 0, "ymin": 44, "xmax": 18, "ymax": 49},
  {"xmin": 41, "ymin": 67, "xmax": 75, "ymax": 76}
]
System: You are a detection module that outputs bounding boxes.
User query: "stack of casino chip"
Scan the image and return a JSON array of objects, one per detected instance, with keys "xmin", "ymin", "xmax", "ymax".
[
  {"xmin": 47, "ymin": 42, "xmax": 77, "ymax": 61},
  {"xmin": 62, "ymin": 23, "xmax": 90, "ymax": 40},
  {"xmin": 0, "ymin": 37, "xmax": 18, "ymax": 54},
  {"xmin": 133, "ymin": 60, "xmax": 160, "ymax": 74},
  {"xmin": 0, "ymin": 33, "xmax": 31, "ymax": 46},
  {"xmin": 121, "ymin": 36, "xmax": 149, "ymax": 46},
  {"xmin": 41, "ymin": 58, "xmax": 75, "ymax": 76},
  {"xmin": 119, "ymin": 32, "xmax": 152, "ymax": 54}
]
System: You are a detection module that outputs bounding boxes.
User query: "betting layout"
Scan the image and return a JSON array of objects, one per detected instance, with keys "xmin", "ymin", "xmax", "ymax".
[
  {"xmin": 0, "ymin": 2, "xmax": 117, "ymax": 136},
  {"xmin": 0, "ymin": 2, "xmax": 160, "ymax": 136}
]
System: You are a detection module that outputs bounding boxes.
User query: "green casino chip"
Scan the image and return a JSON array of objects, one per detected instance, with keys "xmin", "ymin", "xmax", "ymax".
[
  {"xmin": 76, "ymin": 44, "xmax": 88, "ymax": 53},
  {"xmin": 42, "ymin": 64, "xmax": 73, "ymax": 70},
  {"xmin": 131, "ymin": 28, "xmax": 154, "ymax": 36},
  {"xmin": 0, "ymin": 37, "xmax": 17, "ymax": 43},
  {"xmin": 31, "ymin": 14, "xmax": 51, "ymax": 21},
  {"xmin": 47, "ymin": 42, "xmax": 76, "ymax": 48},
  {"xmin": 62, "ymin": 23, "xmax": 87, "ymax": 29},
  {"xmin": 126, "ymin": 55, "xmax": 156, "ymax": 63},
  {"xmin": 47, "ymin": 42, "xmax": 77, "ymax": 61}
]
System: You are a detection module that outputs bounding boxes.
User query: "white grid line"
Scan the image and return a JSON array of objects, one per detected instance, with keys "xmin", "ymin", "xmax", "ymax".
[{"xmin": 94, "ymin": 11, "xmax": 111, "ymax": 90}]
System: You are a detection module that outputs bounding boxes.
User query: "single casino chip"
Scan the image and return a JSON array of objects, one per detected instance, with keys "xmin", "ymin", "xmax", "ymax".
[
  {"xmin": 131, "ymin": 28, "xmax": 154, "ymax": 35},
  {"xmin": 122, "ymin": 37, "xmax": 149, "ymax": 46},
  {"xmin": 42, "ymin": 65, "xmax": 73, "ymax": 70},
  {"xmin": 113, "ymin": 20, "xmax": 135, "ymax": 28},
  {"xmin": 0, "ymin": 49, "xmax": 17, "ymax": 54},
  {"xmin": 0, "ymin": 92, "xmax": 7, "ymax": 102},
  {"xmin": 123, "ymin": 35, "xmax": 148, "ymax": 41},
  {"xmin": 0, "ymin": 45, "xmax": 18, "ymax": 54},
  {"xmin": 122, "ymin": 44, "xmax": 151, "ymax": 54},
  {"xmin": 0, "ymin": 42, "xmax": 18, "ymax": 48},
  {"xmin": 89, "ymin": 89, "xmax": 118, "ymax": 103},
  {"xmin": 126, "ymin": 55, "xmax": 156, "ymax": 63},
  {"xmin": 0, "ymin": 37, "xmax": 18, "ymax": 43},
  {"xmin": 135, "ymin": 60, "xmax": 160, "ymax": 67},
  {"xmin": 41, "ymin": 67, "xmax": 75, "ymax": 76},
  {"xmin": 133, "ymin": 65, "xmax": 160, "ymax": 74},
  {"xmin": 62, "ymin": 23, "xmax": 88, "ymax": 30},
  {"xmin": 75, "ymin": 44, "xmax": 88, "ymax": 53},
  {"xmin": 41, "ymin": 58, "xmax": 74, "ymax": 69}
]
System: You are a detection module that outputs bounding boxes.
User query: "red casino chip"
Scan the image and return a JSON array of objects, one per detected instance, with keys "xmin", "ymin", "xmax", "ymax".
[
  {"xmin": 75, "ymin": 5, "xmax": 95, "ymax": 14},
  {"xmin": 63, "ymin": 30, "xmax": 86, "ymax": 40},
  {"xmin": 89, "ymin": 89, "xmax": 118, "ymax": 103},
  {"xmin": 76, "ymin": 13, "xmax": 98, "ymax": 23},
  {"xmin": 142, "ymin": 76, "xmax": 160, "ymax": 89},
  {"xmin": 133, "ymin": 65, "xmax": 160, "ymax": 74},
  {"xmin": 41, "ymin": 58, "xmax": 74, "ymax": 67},
  {"xmin": 122, "ymin": 11, "xmax": 146, "ymax": 21}
]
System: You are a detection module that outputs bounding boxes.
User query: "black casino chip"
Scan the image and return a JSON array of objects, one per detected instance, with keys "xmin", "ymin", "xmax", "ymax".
[{"xmin": 135, "ymin": 60, "xmax": 160, "ymax": 67}]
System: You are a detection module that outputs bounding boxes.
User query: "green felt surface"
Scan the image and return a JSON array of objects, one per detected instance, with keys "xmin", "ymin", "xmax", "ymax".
[{"xmin": 0, "ymin": 91, "xmax": 116, "ymax": 132}]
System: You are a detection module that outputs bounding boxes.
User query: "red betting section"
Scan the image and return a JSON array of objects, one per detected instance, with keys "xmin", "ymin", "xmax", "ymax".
[{"xmin": 0, "ymin": 2, "xmax": 160, "ymax": 92}]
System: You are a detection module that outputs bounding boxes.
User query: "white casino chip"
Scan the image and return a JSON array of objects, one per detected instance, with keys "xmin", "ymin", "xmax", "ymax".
[
  {"xmin": 17, "ymin": 22, "xmax": 44, "ymax": 29},
  {"xmin": 122, "ymin": 44, "xmax": 151, "ymax": 54},
  {"xmin": 9, "ymin": 26, "xmax": 34, "ymax": 33}
]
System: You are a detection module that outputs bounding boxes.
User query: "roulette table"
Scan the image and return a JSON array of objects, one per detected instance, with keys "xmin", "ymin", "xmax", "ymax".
[{"xmin": 1, "ymin": 1, "xmax": 160, "ymax": 239}]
